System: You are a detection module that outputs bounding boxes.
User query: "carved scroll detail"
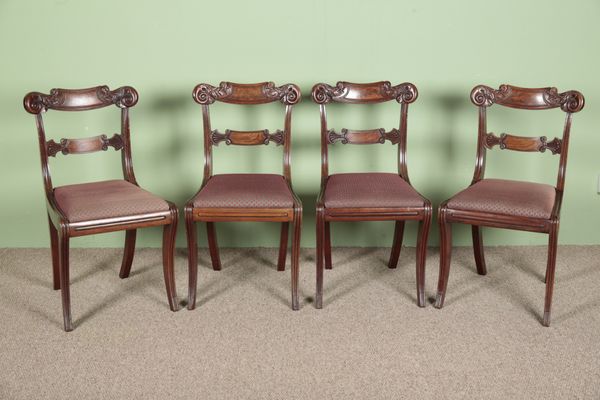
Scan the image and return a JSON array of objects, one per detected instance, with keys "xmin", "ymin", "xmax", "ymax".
[
  {"xmin": 262, "ymin": 83, "xmax": 301, "ymax": 105},
  {"xmin": 96, "ymin": 86, "xmax": 138, "ymax": 108},
  {"xmin": 327, "ymin": 128, "xmax": 401, "ymax": 145},
  {"xmin": 484, "ymin": 132, "xmax": 562, "ymax": 155},
  {"xmin": 471, "ymin": 84, "xmax": 512, "ymax": 107},
  {"xmin": 543, "ymin": 88, "xmax": 585, "ymax": 113},
  {"xmin": 382, "ymin": 82, "xmax": 418, "ymax": 103},
  {"xmin": 46, "ymin": 134, "xmax": 124, "ymax": 157},
  {"xmin": 211, "ymin": 129, "xmax": 285, "ymax": 146},
  {"xmin": 312, "ymin": 82, "xmax": 347, "ymax": 104},
  {"xmin": 193, "ymin": 82, "xmax": 233, "ymax": 105},
  {"xmin": 23, "ymin": 89, "xmax": 66, "ymax": 114}
]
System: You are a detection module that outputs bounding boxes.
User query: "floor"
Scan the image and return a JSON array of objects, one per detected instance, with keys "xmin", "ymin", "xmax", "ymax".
[{"xmin": 0, "ymin": 246, "xmax": 599, "ymax": 399}]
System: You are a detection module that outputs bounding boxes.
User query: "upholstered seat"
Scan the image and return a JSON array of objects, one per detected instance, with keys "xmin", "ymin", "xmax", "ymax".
[
  {"xmin": 323, "ymin": 173, "xmax": 426, "ymax": 209},
  {"xmin": 193, "ymin": 174, "xmax": 295, "ymax": 209},
  {"xmin": 446, "ymin": 178, "xmax": 556, "ymax": 220},
  {"xmin": 54, "ymin": 179, "xmax": 170, "ymax": 223},
  {"xmin": 186, "ymin": 82, "xmax": 303, "ymax": 311}
]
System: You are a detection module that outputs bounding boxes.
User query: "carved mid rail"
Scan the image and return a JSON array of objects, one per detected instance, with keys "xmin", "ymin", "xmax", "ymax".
[
  {"xmin": 46, "ymin": 133, "xmax": 124, "ymax": 157},
  {"xmin": 211, "ymin": 129, "xmax": 284, "ymax": 146},
  {"xmin": 484, "ymin": 132, "xmax": 562, "ymax": 155},
  {"xmin": 327, "ymin": 128, "xmax": 401, "ymax": 145}
]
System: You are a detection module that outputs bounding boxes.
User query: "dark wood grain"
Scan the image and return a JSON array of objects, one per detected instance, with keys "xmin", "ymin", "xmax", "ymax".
[
  {"xmin": 470, "ymin": 84, "xmax": 584, "ymax": 112},
  {"xmin": 24, "ymin": 86, "xmax": 138, "ymax": 114},
  {"xmin": 46, "ymin": 133, "xmax": 124, "ymax": 157},
  {"xmin": 484, "ymin": 132, "xmax": 562, "ymax": 154},
  {"xmin": 186, "ymin": 81, "xmax": 303, "ymax": 311},
  {"xmin": 312, "ymin": 81, "xmax": 431, "ymax": 309},
  {"xmin": 193, "ymin": 81, "xmax": 300, "ymax": 105},
  {"xmin": 327, "ymin": 128, "xmax": 401, "ymax": 145},
  {"xmin": 312, "ymin": 81, "xmax": 418, "ymax": 104},
  {"xmin": 436, "ymin": 83, "xmax": 585, "ymax": 327},
  {"xmin": 24, "ymin": 85, "xmax": 179, "ymax": 331},
  {"xmin": 211, "ymin": 129, "xmax": 284, "ymax": 146}
]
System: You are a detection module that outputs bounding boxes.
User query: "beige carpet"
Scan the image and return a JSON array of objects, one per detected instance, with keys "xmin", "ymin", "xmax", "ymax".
[{"xmin": 1, "ymin": 246, "xmax": 599, "ymax": 399}]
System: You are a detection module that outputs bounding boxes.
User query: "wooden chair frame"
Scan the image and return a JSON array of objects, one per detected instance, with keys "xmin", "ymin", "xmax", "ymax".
[
  {"xmin": 434, "ymin": 84, "xmax": 585, "ymax": 326},
  {"xmin": 24, "ymin": 86, "xmax": 179, "ymax": 332},
  {"xmin": 186, "ymin": 82, "xmax": 303, "ymax": 310},
  {"xmin": 312, "ymin": 81, "xmax": 432, "ymax": 308}
]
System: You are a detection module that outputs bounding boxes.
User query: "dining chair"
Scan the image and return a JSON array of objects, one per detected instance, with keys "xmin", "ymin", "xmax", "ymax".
[
  {"xmin": 23, "ymin": 85, "xmax": 179, "ymax": 331},
  {"xmin": 434, "ymin": 84, "xmax": 585, "ymax": 326},
  {"xmin": 312, "ymin": 81, "xmax": 432, "ymax": 309},
  {"xmin": 186, "ymin": 82, "xmax": 302, "ymax": 310}
]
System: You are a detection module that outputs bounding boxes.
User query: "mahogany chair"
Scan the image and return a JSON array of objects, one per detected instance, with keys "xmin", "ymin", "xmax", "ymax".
[
  {"xmin": 23, "ymin": 86, "xmax": 179, "ymax": 332},
  {"xmin": 186, "ymin": 82, "xmax": 303, "ymax": 310},
  {"xmin": 312, "ymin": 81, "xmax": 432, "ymax": 309},
  {"xmin": 434, "ymin": 84, "xmax": 585, "ymax": 326}
]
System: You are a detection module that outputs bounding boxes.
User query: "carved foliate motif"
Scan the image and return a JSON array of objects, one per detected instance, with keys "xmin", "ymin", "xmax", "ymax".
[
  {"xmin": 543, "ymin": 88, "xmax": 585, "ymax": 113},
  {"xmin": 538, "ymin": 136, "xmax": 562, "ymax": 154},
  {"xmin": 471, "ymin": 85, "xmax": 512, "ymax": 107},
  {"xmin": 382, "ymin": 82, "xmax": 418, "ymax": 103},
  {"xmin": 96, "ymin": 86, "xmax": 138, "ymax": 108},
  {"xmin": 23, "ymin": 89, "xmax": 65, "ymax": 114},
  {"xmin": 46, "ymin": 139, "xmax": 66, "ymax": 157},
  {"xmin": 211, "ymin": 129, "xmax": 285, "ymax": 146},
  {"xmin": 193, "ymin": 82, "xmax": 233, "ymax": 105},
  {"xmin": 312, "ymin": 82, "xmax": 347, "ymax": 104},
  {"xmin": 471, "ymin": 84, "xmax": 584, "ymax": 113},
  {"xmin": 262, "ymin": 83, "xmax": 301, "ymax": 105}
]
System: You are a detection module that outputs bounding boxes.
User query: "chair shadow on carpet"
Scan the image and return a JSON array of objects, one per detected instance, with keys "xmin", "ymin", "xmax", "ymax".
[{"xmin": 317, "ymin": 247, "xmax": 417, "ymax": 306}]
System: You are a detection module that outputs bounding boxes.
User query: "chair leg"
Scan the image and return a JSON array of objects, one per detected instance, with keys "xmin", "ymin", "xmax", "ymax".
[
  {"xmin": 434, "ymin": 208, "xmax": 452, "ymax": 309},
  {"xmin": 388, "ymin": 221, "xmax": 405, "ymax": 269},
  {"xmin": 162, "ymin": 209, "xmax": 179, "ymax": 312},
  {"xmin": 315, "ymin": 209, "xmax": 324, "ymax": 309},
  {"xmin": 543, "ymin": 222, "xmax": 559, "ymax": 327},
  {"xmin": 206, "ymin": 222, "xmax": 222, "ymax": 271},
  {"xmin": 291, "ymin": 209, "xmax": 302, "ymax": 311},
  {"xmin": 324, "ymin": 222, "xmax": 332, "ymax": 269},
  {"xmin": 47, "ymin": 215, "xmax": 60, "ymax": 290},
  {"xmin": 416, "ymin": 206, "xmax": 432, "ymax": 307},
  {"xmin": 277, "ymin": 222, "xmax": 289, "ymax": 271},
  {"xmin": 185, "ymin": 207, "xmax": 198, "ymax": 311},
  {"xmin": 118, "ymin": 229, "xmax": 137, "ymax": 279},
  {"xmin": 471, "ymin": 226, "xmax": 487, "ymax": 275},
  {"xmin": 57, "ymin": 226, "xmax": 73, "ymax": 332}
]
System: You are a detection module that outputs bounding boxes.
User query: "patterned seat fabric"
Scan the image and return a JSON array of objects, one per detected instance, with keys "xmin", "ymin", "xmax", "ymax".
[
  {"xmin": 323, "ymin": 173, "xmax": 426, "ymax": 209},
  {"xmin": 192, "ymin": 174, "xmax": 294, "ymax": 209},
  {"xmin": 446, "ymin": 178, "xmax": 556, "ymax": 219},
  {"xmin": 54, "ymin": 179, "xmax": 170, "ymax": 223}
]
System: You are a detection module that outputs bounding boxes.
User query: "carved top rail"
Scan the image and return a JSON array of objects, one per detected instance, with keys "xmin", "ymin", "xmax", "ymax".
[
  {"xmin": 484, "ymin": 132, "xmax": 562, "ymax": 155},
  {"xmin": 193, "ymin": 82, "xmax": 301, "ymax": 105},
  {"xmin": 211, "ymin": 129, "xmax": 284, "ymax": 146},
  {"xmin": 327, "ymin": 128, "xmax": 401, "ymax": 145},
  {"xmin": 24, "ymin": 86, "xmax": 139, "ymax": 114},
  {"xmin": 470, "ymin": 84, "xmax": 584, "ymax": 113},
  {"xmin": 46, "ymin": 133, "xmax": 124, "ymax": 157},
  {"xmin": 312, "ymin": 81, "xmax": 418, "ymax": 104}
]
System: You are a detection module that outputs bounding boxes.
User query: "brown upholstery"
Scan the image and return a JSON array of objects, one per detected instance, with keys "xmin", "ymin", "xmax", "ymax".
[
  {"xmin": 446, "ymin": 178, "xmax": 556, "ymax": 219},
  {"xmin": 54, "ymin": 179, "xmax": 170, "ymax": 222},
  {"xmin": 193, "ymin": 174, "xmax": 294, "ymax": 209},
  {"xmin": 323, "ymin": 173, "xmax": 426, "ymax": 209}
]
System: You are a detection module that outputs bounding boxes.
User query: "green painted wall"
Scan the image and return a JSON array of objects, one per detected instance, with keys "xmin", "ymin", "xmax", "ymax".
[{"xmin": 1, "ymin": 0, "xmax": 599, "ymax": 248}]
